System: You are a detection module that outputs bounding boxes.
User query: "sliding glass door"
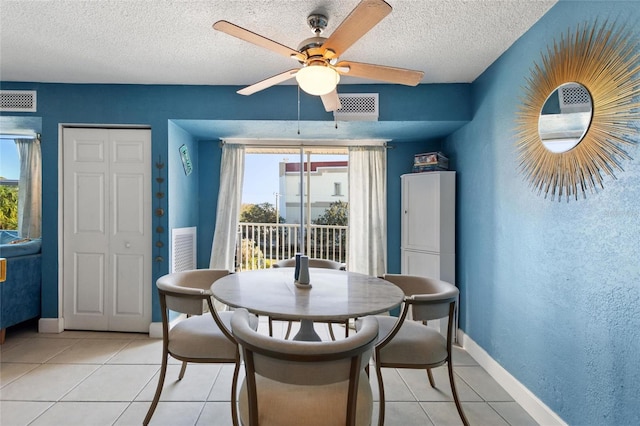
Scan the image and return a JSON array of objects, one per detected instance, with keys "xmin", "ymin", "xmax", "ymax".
[{"xmin": 239, "ymin": 146, "xmax": 348, "ymax": 269}]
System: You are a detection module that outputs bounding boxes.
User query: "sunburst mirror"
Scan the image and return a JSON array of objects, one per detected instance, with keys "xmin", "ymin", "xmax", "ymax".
[{"xmin": 515, "ymin": 21, "xmax": 640, "ymax": 201}]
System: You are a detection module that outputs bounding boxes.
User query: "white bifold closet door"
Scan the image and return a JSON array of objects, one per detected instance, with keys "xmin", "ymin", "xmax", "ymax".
[{"xmin": 62, "ymin": 127, "xmax": 151, "ymax": 332}]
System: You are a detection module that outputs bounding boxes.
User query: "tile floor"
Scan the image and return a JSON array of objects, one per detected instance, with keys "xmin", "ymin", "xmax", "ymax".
[{"xmin": 0, "ymin": 318, "xmax": 538, "ymax": 426}]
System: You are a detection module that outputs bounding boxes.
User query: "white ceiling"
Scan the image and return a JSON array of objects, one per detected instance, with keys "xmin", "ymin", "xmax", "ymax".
[{"xmin": 0, "ymin": 0, "xmax": 557, "ymax": 87}]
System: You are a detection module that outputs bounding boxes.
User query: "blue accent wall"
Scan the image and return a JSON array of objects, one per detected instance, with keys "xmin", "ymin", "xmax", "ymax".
[
  {"xmin": 444, "ymin": 1, "xmax": 640, "ymax": 425},
  {"xmin": 0, "ymin": 82, "xmax": 468, "ymax": 323},
  {"xmin": 196, "ymin": 140, "xmax": 222, "ymax": 270},
  {"xmin": 168, "ymin": 121, "xmax": 199, "ymax": 232}
]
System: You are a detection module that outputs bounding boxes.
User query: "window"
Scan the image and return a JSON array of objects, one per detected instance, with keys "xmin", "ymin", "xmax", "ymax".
[
  {"xmin": 238, "ymin": 147, "xmax": 349, "ymax": 269},
  {"xmin": 0, "ymin": 138, "xmax": 20, "ymax": 230},
  {"xmin": 0, "ymin": 133, "xmax": 41, "ymax": 237}
]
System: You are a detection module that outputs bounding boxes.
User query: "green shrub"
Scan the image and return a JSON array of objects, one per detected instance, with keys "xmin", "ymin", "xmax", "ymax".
[{"xmin": 0, "ymin": 185, "xmax": 18, "ymax": 230}]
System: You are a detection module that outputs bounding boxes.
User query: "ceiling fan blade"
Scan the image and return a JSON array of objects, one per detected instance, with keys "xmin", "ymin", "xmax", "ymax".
[
  {"xmin": 237, "ymin": 69, "xmax": 298, "ymax": 96},
  {"xmin": 336, "ymin": 61, "xmax": 424, "ymax": 86},
  {"xmin": 320, "ymin": 89, "xmax": 342, "ymax": 112},
  {"xmin": 323, "ymin": 0, "xmax": 392, "ymax": 57},
  {"xmin": 213, "ymin": 20, "xmax": 305, "ymax": 61}
]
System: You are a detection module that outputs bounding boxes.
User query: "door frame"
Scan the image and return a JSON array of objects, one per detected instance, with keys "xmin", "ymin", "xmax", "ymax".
[{"xmin": 51, "ymin": 124, "xmax": 152, "ymax": 334}]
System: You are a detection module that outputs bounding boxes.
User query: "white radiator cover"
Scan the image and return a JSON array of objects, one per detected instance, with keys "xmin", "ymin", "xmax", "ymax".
[{"xmin": 171, "ymin": 227, "xmax": 197, "ymax": 272}]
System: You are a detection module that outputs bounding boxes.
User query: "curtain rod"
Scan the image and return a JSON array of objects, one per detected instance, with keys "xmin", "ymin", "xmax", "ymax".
[
  {"xmin": 0, "ymin": 132, "xmax": 40, "ymax": 140},
  {"xmin": 219, "ymin": 138, "xmax": 390, "ymax": 147}
]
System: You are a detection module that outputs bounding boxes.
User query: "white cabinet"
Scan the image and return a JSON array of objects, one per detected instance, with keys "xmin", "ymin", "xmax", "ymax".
[
  {"xmin": 401, "ymin": 171, "xmax": 456, "ymax": 337},
  {"xmin": 401, "ymin": 171, "xmax": 455, "ymax": 284}
]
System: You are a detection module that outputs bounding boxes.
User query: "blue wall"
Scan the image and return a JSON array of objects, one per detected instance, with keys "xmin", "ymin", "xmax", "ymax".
[
  {"xmin": 195, "ymin": 140, "xmax": 222, "ymax": 270},
  {"xmin": 445, "ymin": 1, "xmax": 640, "ymax": 425},
  {"xmin": 0, "ymin": 82, "xmax": 464, "ymax": 323},
  {"xmin": 168, "ymin": 121, "xmax": 200, "ymax": 233}
]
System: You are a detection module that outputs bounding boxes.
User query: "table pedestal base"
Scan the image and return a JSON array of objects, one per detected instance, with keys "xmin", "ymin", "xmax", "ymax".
[{"xmin": 293, "ymin": 319, "xmax": 322, "ymax": 341}]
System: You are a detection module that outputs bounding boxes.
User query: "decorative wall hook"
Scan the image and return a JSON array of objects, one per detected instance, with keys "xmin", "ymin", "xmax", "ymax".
[{"xmin": 154, "ymin": 155, "xmax": 166, "ymax": 265}]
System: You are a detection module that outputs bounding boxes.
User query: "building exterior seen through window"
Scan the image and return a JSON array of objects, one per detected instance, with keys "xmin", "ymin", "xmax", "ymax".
[
  {"xmin": 334, "ymin": 182, "xmax": 342, "ymax": 196},
  {"xmin": 239, "ymin": 148, "xmax": 349, "ymax": 269}
]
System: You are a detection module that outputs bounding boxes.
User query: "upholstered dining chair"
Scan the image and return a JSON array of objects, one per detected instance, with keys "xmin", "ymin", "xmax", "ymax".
[
  {"xmin": 271, "ymin": 257, "xmax": 347, "ymax": 340},
  {"xmin": 231, "ymin": 308, "xmax": 379, "ymax": 426},
  {"xmin": 143, "ymin": 269, "xmax": 258, "ymax": 426},
  {"xmin": 358, "ymin": 274, "xmax": 469, "ymax": 426}
]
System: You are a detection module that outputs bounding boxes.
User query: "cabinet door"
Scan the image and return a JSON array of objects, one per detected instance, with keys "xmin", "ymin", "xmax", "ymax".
[
  {"xmin": 401, "ymin": 249, "xmax": 441, "ymax": 278},
  {"xmin": 402, "ymin": 173, "xmax": 441, "ymax": 252}
]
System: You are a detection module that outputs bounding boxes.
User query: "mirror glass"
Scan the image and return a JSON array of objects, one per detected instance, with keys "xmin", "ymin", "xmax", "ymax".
[{"xmin": 538, "ymin": 82, "xmax": 592, "ymax": 153}]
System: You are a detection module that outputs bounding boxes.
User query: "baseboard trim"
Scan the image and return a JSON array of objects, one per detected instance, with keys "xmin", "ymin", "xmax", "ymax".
[
  {"xmin": 458, "ymin": 330, "xmax": 567, "ymax": 426},
  {"xmin": 148, "ymin": 322, "xmax": 163, "ymax": 339},
  {"xmin": 38, "ymin": 317, "xmax": 64, "ymax": 333},
  {"xmin": 148, "ymin": 314, "xmax": 186, "ymax": 339}
]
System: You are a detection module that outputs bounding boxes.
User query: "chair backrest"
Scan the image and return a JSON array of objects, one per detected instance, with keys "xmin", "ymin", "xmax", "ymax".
[
  {"xmin": 272, "ymin": 257, "xmax": 346, "ymax": 270},
  {"xmin": 232, "ymin": 308, "xmax": 378, "ymax": 424},
  {"xmin": 382, "ymin": 274, "xmax": 458, "ymax": 322},
  {"xmin": 156, "ymin": 269, "xmax": 230, "ymax": 315}
]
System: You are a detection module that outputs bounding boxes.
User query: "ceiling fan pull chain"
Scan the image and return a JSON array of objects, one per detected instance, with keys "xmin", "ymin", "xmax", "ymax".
[{"xmin": 297, "ymin": 85, "xmax": 301, "ymax": 135}]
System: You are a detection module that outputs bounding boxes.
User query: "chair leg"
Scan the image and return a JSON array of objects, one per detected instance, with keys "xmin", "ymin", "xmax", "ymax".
[
  {"xmin": 427, "ymin": 368, "xmax": 436, "ymax": 387},
  {"xmin": 268, "ymin": 317, "xmax": 274, "ymax": 337},
  {"xmin": 283, "ymin": 321, "xmax": 293, "ymax": 340},
  {"xmin": 328, "ymin": 323, "xmax": 336, "ymax": 341},
  {"xmin": 344, "ymin": 320, "xmax": 350, "ymax": 337},
  {"xmin": 375, "ymin": 363, "xmax": 386, "ymax": 426},
  {"xmin": 447, "ymin": 360, "xmax": 469, "ymax": 426},
  {"xmin": 178, "ymin": 361, "xmax": 188, "ymax": 380},
  {"xmin": 144, "ymin": 353, "xmax": 168, "ymax": 425},
  {"xmin": 231, "ymin": 361, "xmax": 241, "ymax": 426}
]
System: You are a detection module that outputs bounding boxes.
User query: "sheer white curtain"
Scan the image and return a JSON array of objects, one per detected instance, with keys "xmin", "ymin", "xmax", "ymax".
[
  {"xmin": 209, "ymin": 144, "xmax": 245, "ymax": 270},
  {"xmin": 348, "ymin": 146, "xmax": 386, "ymax": 276},
  {"xmin": 15, "ymin": 137, "xmax": 41, "ymax": 238}
]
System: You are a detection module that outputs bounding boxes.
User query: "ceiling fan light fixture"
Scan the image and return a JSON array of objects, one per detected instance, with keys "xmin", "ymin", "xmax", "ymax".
[{"xmin": 295, "ymin": 64, "xmax": 340, "ymax": 96}]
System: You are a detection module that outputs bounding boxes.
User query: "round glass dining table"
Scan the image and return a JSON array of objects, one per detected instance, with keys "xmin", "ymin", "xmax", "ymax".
[{"xmin": 211, "ymin": 267, "xmax": 404, "ymax": 341}]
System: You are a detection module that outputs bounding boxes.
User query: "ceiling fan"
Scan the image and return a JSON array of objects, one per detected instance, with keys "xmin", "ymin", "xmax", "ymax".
[{"xmin": 213, "ymin": 0, "xmax": 424, "ymax": 112}]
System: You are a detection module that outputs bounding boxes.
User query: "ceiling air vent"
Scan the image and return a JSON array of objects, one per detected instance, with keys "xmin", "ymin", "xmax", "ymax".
[
  {"xmin": 0, "ymin": 90, "xmax": 37, "ymax": 112},
  {"xmin": 559, "ymin": 84, "xmax": 590, "ymax": 114},
  {"xmin": 334, "ymin": 93, "xmax": 379, "ymax": 121}
]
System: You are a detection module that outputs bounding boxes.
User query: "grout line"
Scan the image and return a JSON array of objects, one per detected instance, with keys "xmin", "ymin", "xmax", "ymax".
[{"xmin": 1, "ymin": 325, "xmax": 537, "ymax": 426}]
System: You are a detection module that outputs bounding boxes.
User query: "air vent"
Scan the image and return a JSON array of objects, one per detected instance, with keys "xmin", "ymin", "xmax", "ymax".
[
  {"xmin": 334, "ymin": 93, "xmax": 379, "ymax": 121},
  {"xmin": 171, "ymin": 227, "xmax": 197, "ymax": 273},
  {"xmin": 559, "ymin": 84, "xmax": 591, "ymax": 114},
  {"xmin": 0, "ymin": 90, "xmax": 37, "ymax": 112}
]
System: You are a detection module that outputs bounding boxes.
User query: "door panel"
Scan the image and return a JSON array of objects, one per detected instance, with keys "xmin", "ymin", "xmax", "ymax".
[
  {"xmin": 113, "ymin": 174, "xmax": 144, "ymax": 234},
  {"xmin": 402, "ymin": 173, "xmax": 440, "ymax": 253},
  {"xmin": 64, "ymin": 129, "xmax": 110, "ymax": 330},
  {"xmin": 74, "ymin": 252, "xmax": 105, "ymax": 314},
  {"xmin": 112, "ymin": 254, "xmax": 144, "ymax": 315},
  {"xmin": 401, "ymin": 249, "xmax": 440, "ymax": 278},
  {"xmin": 76, "ymin": 174, "xmax": 105, "ymax": 233}
]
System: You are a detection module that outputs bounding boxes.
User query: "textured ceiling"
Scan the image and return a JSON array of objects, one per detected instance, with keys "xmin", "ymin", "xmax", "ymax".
[{"xmin": 0, "ymin": 0, "xmax": 557, "ymax": 87}]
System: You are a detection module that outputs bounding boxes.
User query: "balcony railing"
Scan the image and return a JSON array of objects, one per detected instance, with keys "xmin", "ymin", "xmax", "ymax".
[{"xmin": 236, "ymin": 222, "xmax": 348, "ymax": 271}]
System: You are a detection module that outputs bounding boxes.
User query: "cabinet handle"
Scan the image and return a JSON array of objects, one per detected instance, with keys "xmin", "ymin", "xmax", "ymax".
[{"xmin": 125, "ymin": 242, "xmax": 131, "ymax": 248}]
